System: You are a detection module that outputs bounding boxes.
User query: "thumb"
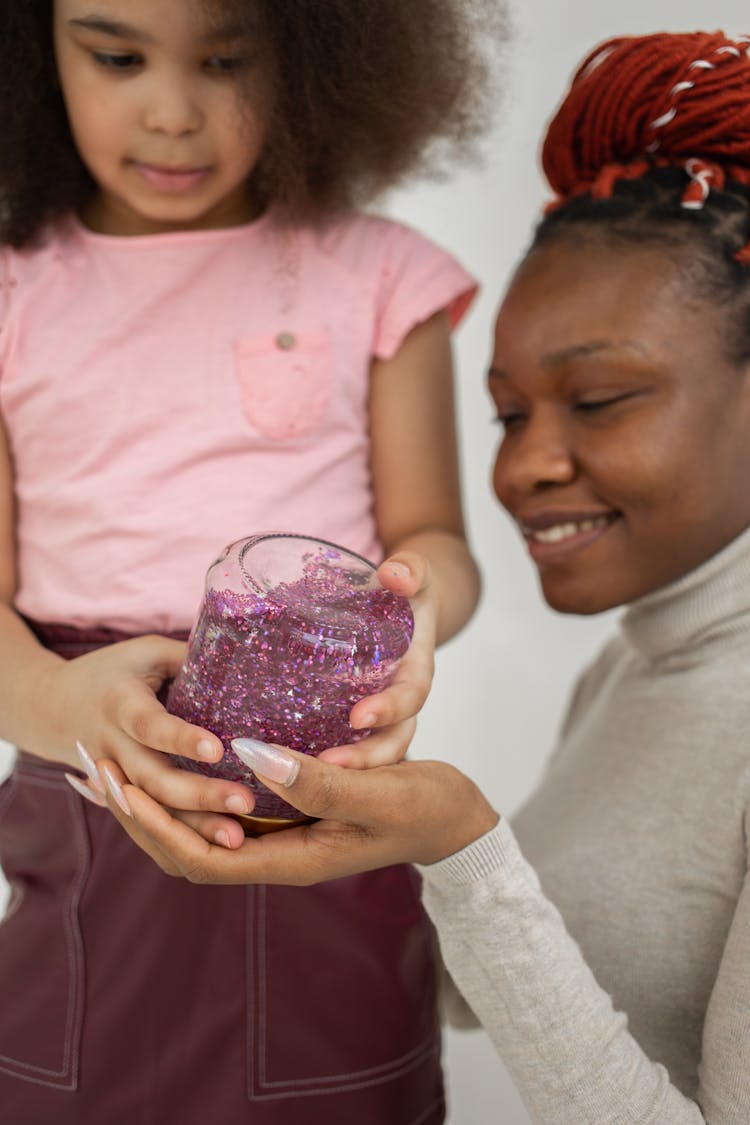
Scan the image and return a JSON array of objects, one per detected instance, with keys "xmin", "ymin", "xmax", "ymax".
[
  {"xmin": 376, "ymin": 551, "xmax": 430, "ymax": 600},
  {"xmin": 231, "ymin": 738, "xmax": 372, "ymax": 822}
]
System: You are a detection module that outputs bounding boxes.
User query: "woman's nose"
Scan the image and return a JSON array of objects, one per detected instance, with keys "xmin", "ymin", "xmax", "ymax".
[
  {"xmin": 495, "ymin": 410, "xmax": 576, "ymax": 498},
  {"xmin": 142, "ymin": 75, "xmax": 203, "ymax": 137}
]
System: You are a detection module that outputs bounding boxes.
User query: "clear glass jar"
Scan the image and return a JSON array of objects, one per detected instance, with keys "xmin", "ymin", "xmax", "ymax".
[{"xmin": 167, "ymin": 533, "xmax": 414, "ymax": 830}]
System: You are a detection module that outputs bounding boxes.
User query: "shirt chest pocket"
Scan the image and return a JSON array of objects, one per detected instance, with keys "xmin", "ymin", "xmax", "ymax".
[{"xmin": 234, "ymin": 331, "xmax": 333, "ymax": 442}]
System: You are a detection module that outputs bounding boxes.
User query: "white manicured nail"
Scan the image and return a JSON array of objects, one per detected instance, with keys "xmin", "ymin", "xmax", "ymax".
[
  {"xmin": 102, "ymin": 765, "xmax": 132, "ymax": 817},
  {"xmin": 75, "ymin": 740, "xmax": 106, "ymax": 794},
  {"xmin": 231, "ymin": 738, "xmax": 300, "ymax": 787},
  {"xmin": 65, "ymin": 773, "xmax": 108, "ymax": 808}
]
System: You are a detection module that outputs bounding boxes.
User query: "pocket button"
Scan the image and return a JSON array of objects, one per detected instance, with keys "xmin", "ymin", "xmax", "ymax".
[{"xmin": 275, "ymin": 331, "xmax": 297, "ymax": 351}]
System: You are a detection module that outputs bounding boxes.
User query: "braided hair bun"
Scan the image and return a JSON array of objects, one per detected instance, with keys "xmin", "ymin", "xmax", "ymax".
[{"xmin": 541, "ymin": 32, "xmax": 750, "ymax": 260}]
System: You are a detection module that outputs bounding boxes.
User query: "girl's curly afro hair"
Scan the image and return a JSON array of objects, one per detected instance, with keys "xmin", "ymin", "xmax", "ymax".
[{"xmin": 0, "ymin": 0, "xmax": 507, "ymax": 246}]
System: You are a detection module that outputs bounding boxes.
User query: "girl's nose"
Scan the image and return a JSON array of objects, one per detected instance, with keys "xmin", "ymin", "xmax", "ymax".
[
  {"xmin": 495, "ymin": 410, "xmax": 576, "ymax": 498},
  {"xmin": 143, "ymin": 77, "xmax": 203, "ymax": 137}
]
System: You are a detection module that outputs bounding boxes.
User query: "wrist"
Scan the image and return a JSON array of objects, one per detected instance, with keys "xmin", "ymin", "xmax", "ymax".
[
  {"xmin": 416, "ymin": 767, "xmax": 499, "ymax": 865},
  {"xmin": 442, "ymin": 794, "xmax": 500, "ymax": 862},
  {"xmin": 24, "ymin": 654, "xmax": 78, "ymax": 766}
]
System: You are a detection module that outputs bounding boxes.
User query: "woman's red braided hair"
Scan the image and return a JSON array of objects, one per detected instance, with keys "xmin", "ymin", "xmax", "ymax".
[{"xmin": 542, "ymin": 31, "xmax": 750, "ymax": 262}]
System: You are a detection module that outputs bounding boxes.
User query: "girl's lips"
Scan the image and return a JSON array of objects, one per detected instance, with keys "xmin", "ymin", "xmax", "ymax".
[
  {"xmin": 521, "ymin": 512, "xmax": 620, "ymax": 564},
  {"xmin": 133, "ymin": 162, "xmax": 211, "ymax": 193}
]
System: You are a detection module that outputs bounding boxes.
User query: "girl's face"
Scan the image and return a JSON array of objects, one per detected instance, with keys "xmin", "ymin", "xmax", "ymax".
[
  {"xmin": 489, "ymin": 237, "xmax": 750, "ymax": 615},
  {"xmin": 53, "ymin": 0, "xmax": 273, "ymax": 235}
]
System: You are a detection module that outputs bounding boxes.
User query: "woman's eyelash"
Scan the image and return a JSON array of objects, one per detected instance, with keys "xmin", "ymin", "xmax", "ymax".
[
  {"xmin": 493, "ymin": 412, "xmax": 525, "ymax": 430},
  {"xmin": 575, "ymin": 393, "xmax": 635, "ymax": 412},
  {"xmin": 491, "ymin": 391, "xmax": 641, "ymax": 430}
]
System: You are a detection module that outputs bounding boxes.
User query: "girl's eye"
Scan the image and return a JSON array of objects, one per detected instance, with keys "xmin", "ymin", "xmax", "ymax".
[
  {"xmin": 92, "ymin": 52, "xmax": 142, "ymax": 70},
  {"xmin": 204, "ymin": 55, "xmax": 249, "ymax": 73}
]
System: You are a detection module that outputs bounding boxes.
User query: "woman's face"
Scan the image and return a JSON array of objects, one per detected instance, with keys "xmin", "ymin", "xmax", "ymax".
[{"xmin": 489, "ymin": 236, "xmax": 750, "ymax": 615}]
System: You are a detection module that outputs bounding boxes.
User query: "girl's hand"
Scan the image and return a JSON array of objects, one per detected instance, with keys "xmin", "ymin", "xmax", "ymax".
[
  {"xmin": 319, "ymin": 550, "xmax": 436, "ymax": 768},
  {"xmin": 94, "ymin": 741, "xmax": 500, "ymax": 883},
  {"xmin": 51, "ymin": 635, "xmax": 252, "ymax": 849}
]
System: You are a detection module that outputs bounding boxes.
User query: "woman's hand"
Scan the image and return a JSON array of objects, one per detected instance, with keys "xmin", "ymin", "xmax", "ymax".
[
  {"xmin": 93, "ymin": 740, "xmax": 500, "ymax": 884},
  {"xmin": 51, "ymin": 635, "xmax": 252, "ymax": 848},
  {"xmin": 319, "ymin": 550, "xmax": 437, "ymax": 768}
]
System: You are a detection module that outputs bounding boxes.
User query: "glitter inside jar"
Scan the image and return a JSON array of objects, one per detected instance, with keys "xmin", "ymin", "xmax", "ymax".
[{"xmin": 167, "ymin": 533, "xmax": 414, "ymax": 825}]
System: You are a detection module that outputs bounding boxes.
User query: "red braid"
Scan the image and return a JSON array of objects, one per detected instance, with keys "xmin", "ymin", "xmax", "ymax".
[{"xmin": 542, "ymin": 31, "xmax": 750, "ymax": 262}]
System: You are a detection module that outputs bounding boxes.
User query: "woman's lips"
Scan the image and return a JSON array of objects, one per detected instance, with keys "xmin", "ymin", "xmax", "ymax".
[
  {"xmin": 132, "ymin": 162, "xmax": 211, "ymax": 193},
  {"xmin": 521, "ymin": 512, "xmax": 620, "ymax": 564}
]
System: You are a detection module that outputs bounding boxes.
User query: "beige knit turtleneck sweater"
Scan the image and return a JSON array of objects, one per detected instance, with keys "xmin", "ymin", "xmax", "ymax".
[{"xmin": 421, "ymin": 525, "xmax": 750, "ymax": 1124}]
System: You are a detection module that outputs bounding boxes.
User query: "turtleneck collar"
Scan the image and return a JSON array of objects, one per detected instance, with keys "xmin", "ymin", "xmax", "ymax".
[{"xmin": 621, "ymin": 523, "xmax": 750, "ymax": 660}]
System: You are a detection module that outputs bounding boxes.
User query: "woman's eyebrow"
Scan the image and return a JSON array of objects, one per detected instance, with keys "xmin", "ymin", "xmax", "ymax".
[
  {"xmin": 543, "ymin": 340, "xmax": 617, "ymax": 364},
  {"xmin": 488, "ymin": 340, "xmax": 650, "ymax": 382},
  {"xmin": 486, "ymin": 344, "xmax": 618, "ymax": 382},
  {"xmin": 541, "ymin": 340, "xmax": 650, "ymax": 366}
]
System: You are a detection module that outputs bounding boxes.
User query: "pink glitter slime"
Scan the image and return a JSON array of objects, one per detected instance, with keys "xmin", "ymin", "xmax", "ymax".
[{"xmin": 167, "ymin": 536, "xmax": 414, "ymax": 820}]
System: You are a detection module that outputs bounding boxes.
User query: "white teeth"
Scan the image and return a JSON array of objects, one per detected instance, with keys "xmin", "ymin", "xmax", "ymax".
[{"xmin": 527, "ymin": 516, "xmax": 608, "ymax": 544}]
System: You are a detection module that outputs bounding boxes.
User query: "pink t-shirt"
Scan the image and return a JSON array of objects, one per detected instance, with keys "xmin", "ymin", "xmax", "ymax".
[{"xmin": 0, "ymin": 212, "xmax": 476, "ymax": 633}]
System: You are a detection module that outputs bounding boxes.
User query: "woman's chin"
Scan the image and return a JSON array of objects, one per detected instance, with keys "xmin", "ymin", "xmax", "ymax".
[{"xmin": 538, "ymin": 576, "xmax": 625, "ymax": 617}]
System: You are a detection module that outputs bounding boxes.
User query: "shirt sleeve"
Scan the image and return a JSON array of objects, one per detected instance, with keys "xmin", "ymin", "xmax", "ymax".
[
  {"xmin": 419, "ymin": 817, "xmax": 750, "ymax": 1124},
  {"xmin": 372, "ymin": 222, "xmax": 478, "ymax": 360}
]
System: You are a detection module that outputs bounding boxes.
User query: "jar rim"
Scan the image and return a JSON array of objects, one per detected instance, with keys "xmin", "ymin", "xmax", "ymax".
[
  {"xmin": 205, "ymin": 532, "xmax": 413, "ymax": 659},
  {"xmin": 237, "ymin": 532, "xmax": 375, "ymax": 598}
]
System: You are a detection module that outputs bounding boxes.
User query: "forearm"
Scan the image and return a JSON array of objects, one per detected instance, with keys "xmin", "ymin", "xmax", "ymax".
[
  {"xmin": 0, "ymin": 602, "xmax": 73, "ymax": 765},
  {"xmin": 387, "ymin": 528, "xmax": 480, "ymax": 645},
  {"xmin": 421, "ymin": 820, "xmax": 707, "ymax": 1124}
]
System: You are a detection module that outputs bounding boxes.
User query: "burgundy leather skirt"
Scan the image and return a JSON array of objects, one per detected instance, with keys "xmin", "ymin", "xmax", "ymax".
[{"xmin": 0, "ymin": 622, "xmax": 445, "ymax": 1124}]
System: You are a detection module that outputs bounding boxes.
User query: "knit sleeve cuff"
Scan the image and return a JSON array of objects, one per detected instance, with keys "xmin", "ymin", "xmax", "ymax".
[{"xmin": 417, "ymin": 817, "xmax": 523, "ymax": 887}]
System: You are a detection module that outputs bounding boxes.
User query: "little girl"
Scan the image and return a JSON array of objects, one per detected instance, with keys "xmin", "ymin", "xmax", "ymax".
[
  {"xmin": 124, "ymin": 30, "xmax": 750, "ymax": 1124},
  {"xmin": 0, "ymin": 1, "xmax": 498, "ymax": 1121}
]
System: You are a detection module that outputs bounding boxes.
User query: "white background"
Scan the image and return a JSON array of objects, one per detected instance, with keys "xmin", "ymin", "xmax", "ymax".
[{"xmin": 1, "ymin": 2, "xmax": 746, "ymax": 1121}]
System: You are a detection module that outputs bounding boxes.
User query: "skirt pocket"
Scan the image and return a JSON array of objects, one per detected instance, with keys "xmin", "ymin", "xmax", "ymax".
[
  {"xmin": 0, "ymin": 757, "xmax": 90, "ymax": 1090},
  {"xmin": 246, "ymin": 867, "xmax": 441, "ymax": 1105}
]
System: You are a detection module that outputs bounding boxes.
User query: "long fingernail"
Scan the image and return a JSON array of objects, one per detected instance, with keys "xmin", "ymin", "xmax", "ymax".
[
  {"xmin": 231, "ymin": 738, "xmax": 300, "ymax": 787},
  {"xmin": 65, "ymin": 772, "xmax": 108, "ymax": 808},
  {"xmin": 102, "ymin": 765, "xmax": 132, "ymax": 817},
  {"xmin": 75, "ymin": 740, "xmax": 106, "ymax": 794}
]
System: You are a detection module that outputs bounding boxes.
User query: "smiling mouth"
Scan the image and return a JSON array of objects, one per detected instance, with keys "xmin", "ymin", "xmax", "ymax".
[
  {"xmin": 522, "ymin": 515, "xmax": 614, "ymax": 545},
  {"xmin": 519, "ymin": 512, "xmax": 621, "ymax": 563}
]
